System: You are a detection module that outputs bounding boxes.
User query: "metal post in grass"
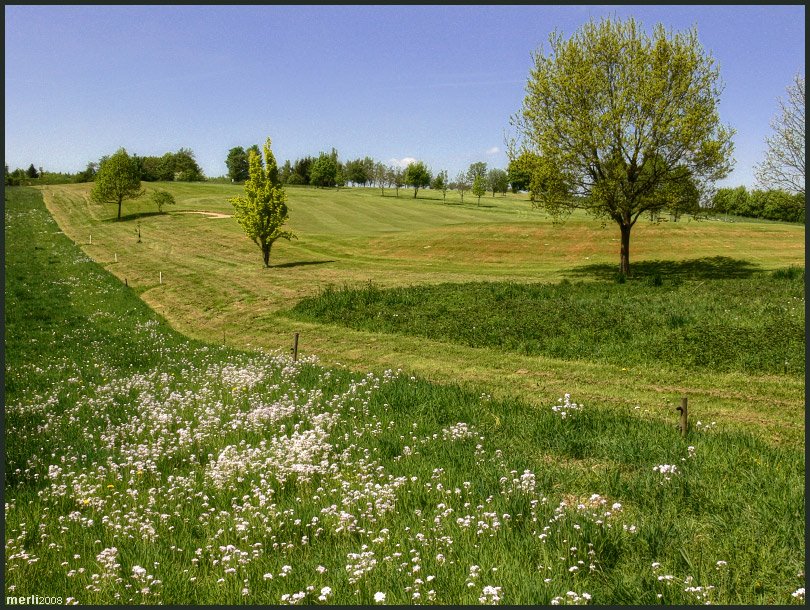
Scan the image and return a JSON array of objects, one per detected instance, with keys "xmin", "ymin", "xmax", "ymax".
[
  {"xmin": 292, "ymin": 332, "xmax": 299, "ymax": 362},
  {"xmin": 676, "ymin": 397, "xmax": 688, "ymax": 437}
]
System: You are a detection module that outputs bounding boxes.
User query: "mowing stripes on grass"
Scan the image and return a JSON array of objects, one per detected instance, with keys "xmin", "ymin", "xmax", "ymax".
[
  {"xmin": 4, "ymin": 187, "xmax": 805, "ymax": 605},
  {"xmin": 287, "ymin": 276, "xmax": 805, "ymax": 376}
]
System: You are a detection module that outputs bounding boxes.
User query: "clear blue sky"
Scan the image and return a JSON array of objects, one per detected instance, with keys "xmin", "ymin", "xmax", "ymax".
[{"xmin": 5, "ymin": 5, "xmax": 805, "ymax": 188}]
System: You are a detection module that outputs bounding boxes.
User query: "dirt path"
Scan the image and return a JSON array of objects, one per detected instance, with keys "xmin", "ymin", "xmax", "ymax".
[{"xmin": 176, "ymin": 210, "xmax": 232, "ymax": 219}]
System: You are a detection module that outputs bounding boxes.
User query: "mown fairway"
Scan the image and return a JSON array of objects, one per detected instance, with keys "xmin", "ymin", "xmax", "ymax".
[
  {"xmin": 4, "ymin": 186, "xmax": 806, "ymax": 605},
  {"xmin": 39, "ymin": 181, "xmax": 805, "ymax": 445}
]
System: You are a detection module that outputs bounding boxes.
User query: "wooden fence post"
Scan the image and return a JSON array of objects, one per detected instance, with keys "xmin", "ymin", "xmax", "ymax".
[
  {"xmin": 292, "ymin": 332, "xmax": 299, "ymax": 362},
  {"xmin": 676, "ymin": 397, "xmax": 688, "ymax": 437}
]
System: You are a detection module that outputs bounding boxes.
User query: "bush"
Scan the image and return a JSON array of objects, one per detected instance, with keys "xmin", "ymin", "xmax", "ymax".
[{"xmin": 151, "ymin": 189, "xmax": 176, "ymax": 213}]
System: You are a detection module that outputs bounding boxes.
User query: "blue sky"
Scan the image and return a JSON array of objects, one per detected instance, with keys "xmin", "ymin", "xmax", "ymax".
[{"xmin": 5, "ymin": 5, "xmax": 805, "ymax": 188}]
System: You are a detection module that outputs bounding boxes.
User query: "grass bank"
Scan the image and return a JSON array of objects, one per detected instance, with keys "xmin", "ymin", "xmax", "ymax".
[
  {"xmin": 287, "ymin": 272, "xmax": 805, "ymax": 377},
  {"xmin": 5, "ymin": 186, "xmax": 806, "ymax": 605}
]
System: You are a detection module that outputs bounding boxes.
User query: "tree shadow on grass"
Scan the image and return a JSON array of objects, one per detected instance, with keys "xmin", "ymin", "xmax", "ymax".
[
  {"xmin": 563, "ymin": 256, "xmax": 763, "ymax": 281},
  {"xmin": 271, "ymin": 260, "xmax": 336, "ymax": 269},
  {"xmin": 103, "ymin": 211, "xmax": 165, "ymax": 223}
]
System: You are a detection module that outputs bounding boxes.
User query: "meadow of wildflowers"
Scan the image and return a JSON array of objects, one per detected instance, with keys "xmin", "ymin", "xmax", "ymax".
[{"xmin": 4, "ymin": 187, "xmax": 805, "ymax": 605}]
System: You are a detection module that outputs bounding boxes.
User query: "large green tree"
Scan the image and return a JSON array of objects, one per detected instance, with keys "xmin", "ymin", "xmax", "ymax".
[
  {"xmin": 487, "ymin": 168, "xmax": 509, "ymax": 196},
  {"xmin": 512, "ymin": 16, "xmax": 734, "ymax": 275},
  {"xmin": 226, "ymin": 146, "xmax": 250, "ymax": 182},
  {"xmin": 310, "ymin": 153, "xmax": 338, "ymax": 188},
  {"xmin": 90, "ymin": 148, "xmax": 144, "ymax": 220},
  {"xmin": 403, "ymin": 161, "xmax": 431, "ymax": 198},
  {"xmin": 229, "ymin": 138, "xmax": 296, "ymax": 267}
]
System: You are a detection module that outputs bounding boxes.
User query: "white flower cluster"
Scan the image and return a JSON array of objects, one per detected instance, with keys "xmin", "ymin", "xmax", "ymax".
[
  {"xmin": 95, "ymin": 547, "xmax": 120, "ymax": 580},
  {"xmin": 345, "ymin": 547, "xmax": 377, "ymax": 585},
  {"xmin": 551, "ymin": 394, "xmax": 583, "ymax": 418},
  {"xmin": 652, "ymin": 464, "xmax": 679, "ymax": 482},
  {"xmin": 441, "ymin": 422, "xmax": 476, "ymax": 441},
  {"xmin": 479, "ymin": 585, "xmax": 503, "ymax": 604},
  {"xmin": 550, "ymin": 590, "xmax": 592, "ymax": 605}
]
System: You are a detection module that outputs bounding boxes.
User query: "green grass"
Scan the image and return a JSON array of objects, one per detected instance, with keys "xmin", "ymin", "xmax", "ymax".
[
  {"xmin": 286, "ymin": 271, "xmax": 805, "ymax": 376},
  {"xmin": 5, "ymin": 187, "xmax": 806, "ymax": 605}
]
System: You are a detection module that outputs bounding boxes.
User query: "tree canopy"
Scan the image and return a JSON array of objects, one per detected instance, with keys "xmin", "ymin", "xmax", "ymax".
[
  {"xmin": 512, "ymin": 16, "xmax": 734, "ymax": 275},
  {"xmin": 228, "ymin": 138, "xmax": 296, "ymax": 267},
  {"xmin": 90, "ymin": 148, "xmax": 144, "ymax": 220},
  {"xmin": 755, "ymin": 73, "xmax": 805, "ymax": 195},
  {"xmin": 226, "ymin": 146, "xmax": 250, "ymax": 182},
  {"xmin": 403, "ymin": 161, "xmax": 431, "ymax": 198}
]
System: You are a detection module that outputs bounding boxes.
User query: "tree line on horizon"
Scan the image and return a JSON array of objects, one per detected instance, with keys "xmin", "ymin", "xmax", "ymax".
[
  {"xmin": 226, "ymin": 145, "xmax": 513, "ymax": 204},
  {"xmin": 5, "ymin": 148, "xmax": 206, "ymax": 186}
]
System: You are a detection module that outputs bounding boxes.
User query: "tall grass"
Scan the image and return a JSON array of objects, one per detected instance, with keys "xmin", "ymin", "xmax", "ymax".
[
  {"xmin": 287, "ymin": 274, "xmax": 805, "ymax": 376},
  {"xmin": 4, "ymin": 187, "xmax": 805, "ymax": 605}
]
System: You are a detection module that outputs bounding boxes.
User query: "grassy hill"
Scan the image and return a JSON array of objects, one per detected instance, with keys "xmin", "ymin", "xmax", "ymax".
[
  {"xmin": 4, "ymin": 185, "xmax": 805, "ymax": 604},
  {"xmin": 38, "ymin": 181, "xmax": 805, "ymax": 445}
]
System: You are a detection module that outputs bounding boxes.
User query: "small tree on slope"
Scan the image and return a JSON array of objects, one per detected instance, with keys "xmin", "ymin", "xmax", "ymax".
[{"xmin": 229, "ymin": 138, "xmax": 296, "ymax": 267}]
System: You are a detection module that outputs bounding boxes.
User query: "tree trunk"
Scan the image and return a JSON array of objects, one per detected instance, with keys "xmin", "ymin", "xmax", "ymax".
[
  {"xmin": 117, "ymin": 196, "xmax": 123, "ymax": 220},
  {"xmin": 619, "ymin": 222, "xmax": 631, "ymax": 276},
  {"xmin": 413, "ymin": 187, "xmax": 418, "ymax": 198},
  {"xmin": 262, "ymin": 241, "xmax": 272, "ymax": 267}
]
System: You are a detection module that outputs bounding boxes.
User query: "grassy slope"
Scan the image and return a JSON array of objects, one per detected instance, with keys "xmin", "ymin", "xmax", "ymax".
[
  {"xmin": 5, "ymin": 186, "xmax": 805, "ymax": 605},
  {"xmin": 40, "ymin": 182, "xmax": 805, "ymax": 445},
  {"xmin": 286, "ymin": 275, "xmax": 805, "ymax": 376}
]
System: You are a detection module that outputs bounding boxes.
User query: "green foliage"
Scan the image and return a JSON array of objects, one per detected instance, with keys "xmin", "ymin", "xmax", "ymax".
[
  {"xmin": 711, "ymin": 186, "xmax": 804, "ymax": 222},
  {"xmin": 389, "ymin": 166, "xmax": 404, "ymax": 196},
  {"xmin": 344, "ymin": 157, "xmax": 372, "ymax": 186},
  {"xmin": 403, "ymin": 160, "xmax": 431, "ymax": 198},
  {"xmin": 26, "ymin": 163, "xmax": 39, "ymax": 179},
  {"xmin": 310, "ymin": 152, "xmax": 338, "ymax": 188},
  {"xmin": 432, "ymin": 169, "xmax": 449, "ymax": 202},
  {"xmin": 90, "ymin": 148, "xmax": 144, "ymax": 220},
  {"xmin": 133, "ymin": 149, "xmax": 204, "ymax": 182},
  {"xmin": 471, "ymin": 174, "xmax": 487, "ymax": 205},
  {"xmin": 373, "ymin": 161, "xmax": 388, "ymax": 194},
  {"xmin": 228, "ymin": 137, "xmax": 296, "ymax": 267},
  {"xmin": 454, "ymin": 170, "xmax": 470, "ymax": 202},
  {"xmin": 487, "ymin": 168, "xmax": 509, "ymax": 196},
  {"xmin": 226, "ymin": 146, "xmax": 249, "ymax": 182},
  {"xmin": 172, "ymin": 148, "xmax": 205, "ymax": 181},
  {"xmin": 507, "ymin": 151, "xmax": 538, "ymax": 192},
  {"xmin": 514, "ymin": 16, "xmax": 735, "ymax": 274},
  {"xmin": 150, "ymin": 189, "xmax": 176, "ymax": 213},
  {"xmin": 289, "ymin": 273, "xmax": 805, "ymax": 376},
  {"xmin": 279, "ymin": 159, "xmax": 293, "ymax": 184}
]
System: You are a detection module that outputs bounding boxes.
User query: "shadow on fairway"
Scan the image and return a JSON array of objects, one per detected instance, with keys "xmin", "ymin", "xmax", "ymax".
[
  {"xmin": 272, "ymin": 260, "xmax": 336, "ymax": 269},
  {"xmin": 104, "ymin": 211, "xmax": 165, "ymax": 223},
  {"xmin": 564, "ymin": 256, "xmax": 763, "ymax": 281}
]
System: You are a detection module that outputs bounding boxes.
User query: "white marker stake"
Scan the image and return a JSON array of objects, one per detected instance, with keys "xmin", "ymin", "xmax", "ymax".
[
  {"xmin": 159, "ymin": 271, "xmax": 162, "ymax": 284},
  {"xmin": 114, "ymin": 253, "xmax": 117, "ymax": 263},
  {"xmin": 89, "ymin": 234, "xmax": 92, "ymax": 245}
]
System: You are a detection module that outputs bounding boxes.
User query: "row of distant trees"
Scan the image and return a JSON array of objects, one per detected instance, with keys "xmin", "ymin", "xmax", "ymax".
[
  {"xmin": 5, "ymin": 148, "xmax": 205, "ymax": 186},
  {"xmin": 712, "ymin": 186, "xmax": 805, "ymax": 223},
  {"xmin": 226, "ymin": 146, "xmax": 514, "ymax": 204}
]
